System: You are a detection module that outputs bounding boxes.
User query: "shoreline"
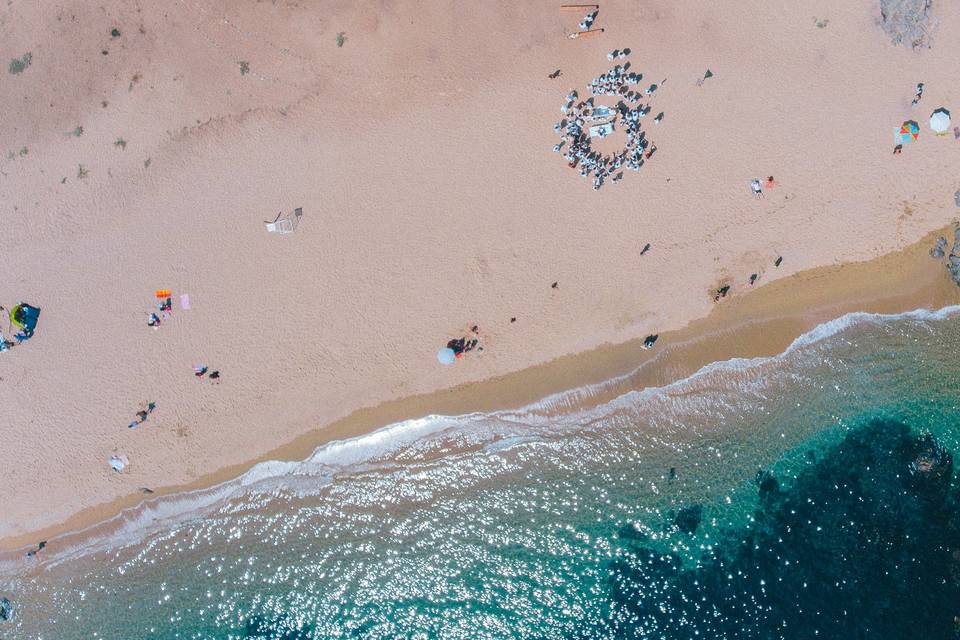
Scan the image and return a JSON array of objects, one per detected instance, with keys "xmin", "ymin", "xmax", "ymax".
[{"xmin": 2, "ymin": 225, "xmax": 957, "ymax": 557}]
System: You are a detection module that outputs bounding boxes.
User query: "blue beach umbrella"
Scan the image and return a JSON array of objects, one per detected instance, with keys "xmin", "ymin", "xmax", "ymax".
[{"xmin": 437, "ymin": 347, "xmax": 456, "ymax": 365}]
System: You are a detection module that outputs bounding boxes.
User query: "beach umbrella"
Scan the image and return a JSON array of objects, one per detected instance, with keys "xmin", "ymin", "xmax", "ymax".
[
  {"xmin": 899, "ymin": 120, "xmax": 920, "ymax": 143},
  {"xmin": 930, "ymin": 108, "xmax": 951, "ymax": 134},
  {"xmin": 436, "ymin": 347, "xmax": 456, "ymax": 365}
]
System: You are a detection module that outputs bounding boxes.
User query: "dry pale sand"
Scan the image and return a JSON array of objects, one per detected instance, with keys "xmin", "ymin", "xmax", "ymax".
[{"xmin": 1, "ymin": 0, "xmax": 960, "ymax": 547}]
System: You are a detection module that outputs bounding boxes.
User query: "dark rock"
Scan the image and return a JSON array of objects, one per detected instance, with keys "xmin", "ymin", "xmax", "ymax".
[
  {"xmin": 0, "ymin": 597, "xmax": 12, "ymax": 621},
  {"xmin": 674, "ymin": 504, "xmax": 703, "ymax": 534}
]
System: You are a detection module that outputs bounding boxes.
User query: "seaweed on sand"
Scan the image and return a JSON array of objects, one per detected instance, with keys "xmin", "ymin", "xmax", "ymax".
[{"xmin": 9, "ymin": 52, "xmax": 31, "ymax": 74}]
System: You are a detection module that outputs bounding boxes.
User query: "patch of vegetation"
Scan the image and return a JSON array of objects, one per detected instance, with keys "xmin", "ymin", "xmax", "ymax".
[
  {"xmin": 143, "ymin": 157, "xmax": 151, "ymax": 169},
  {"xmin": 18, "ymin": 147, "xmax": 27, "ymax": 157},
  {"xmin": 8, "ymin": 52, "xmax": 32, "ymax": 75},
  {"xmin": 114, "ymin": 138, "xmax": 126, "ymax": 150},
  {"xmin": 67, "ymin": 126, "xmax": 84, "ymax": 137},
  {"xmin": 336, "ymin": 32, "xmax": 346, "ymax": 48},
  {"xmin": 239, "ymin": 60, "xmax": 250, "ymax": 76},
  {"xmin": 77, "ymin": 164, "xmax": 88, "ymax": 179},
  {"xmin": 111, "ymin": 28, "xmax": 121, "ymax": 38}
]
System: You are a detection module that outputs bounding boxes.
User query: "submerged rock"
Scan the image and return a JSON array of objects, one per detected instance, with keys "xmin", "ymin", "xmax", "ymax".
[
  {"xmin": 879, "ymin": 0, "xmax": 935, "ymax": 49},
  {"xmin": 906, "ymin": 432, "xmax": 953, "ymax": 497},
  {"xmin": 754, "ymin": 468, "xmax": 780, "ymax": 497},
  {"xmin": 674, "ymin": 504, "xmax": 703, "ymax": 534}
]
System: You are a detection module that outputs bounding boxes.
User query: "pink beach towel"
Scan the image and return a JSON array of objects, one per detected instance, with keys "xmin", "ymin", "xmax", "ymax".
[{"xmin": 180, "ymin": 293, "xmax": 191, "ymax": 310}]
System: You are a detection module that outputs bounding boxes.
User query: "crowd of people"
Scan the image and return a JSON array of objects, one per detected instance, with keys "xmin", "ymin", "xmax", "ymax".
[{"xmin": 552, "ymin": 50, "xmax": 661, "ymax": 190}]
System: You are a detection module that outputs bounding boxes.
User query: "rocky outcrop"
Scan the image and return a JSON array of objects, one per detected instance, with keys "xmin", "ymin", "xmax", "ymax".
[
  {"xmin": 930, "ymin": 236, "xmax": 947, "ymax": 258},
  {"xmin": 879, "ymin": 0, "xmax": 935, "ymax": 49},
  {"xmin": 949, "ymin": 227, "xmax": 960, "ymax": 285},
  {"xmin": 930, "ymin": 227, "xmax": 960, "ymax": 287}
]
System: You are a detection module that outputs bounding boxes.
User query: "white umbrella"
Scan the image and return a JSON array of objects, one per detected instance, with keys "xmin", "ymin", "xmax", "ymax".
[
  {"xmin": 930, "ymin": 108, "xmax": 951, "ymax": 134},
  {"xmin": 436, "ymin": 347, "xmax": 456, "ymax": 365}
]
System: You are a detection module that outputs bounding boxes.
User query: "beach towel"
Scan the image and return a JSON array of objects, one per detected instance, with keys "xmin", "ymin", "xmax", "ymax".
[
  {"xmin": 180, "ymin": 293, "xmax": 191, "ymax": 310},
  {"xmin": 108, "ymin": 454, "xmax": 128, "ymax": 472}
]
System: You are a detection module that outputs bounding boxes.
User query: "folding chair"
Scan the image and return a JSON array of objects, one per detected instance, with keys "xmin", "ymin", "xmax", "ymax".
[{"xmin": 264, "ymin": 207, "xmax": 303, "ymax": 234}]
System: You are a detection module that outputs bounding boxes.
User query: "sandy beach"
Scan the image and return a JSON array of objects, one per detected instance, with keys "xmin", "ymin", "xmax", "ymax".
[{"xmin": 3, "ymin": 0, "xmax": 960, "ymax": 552}]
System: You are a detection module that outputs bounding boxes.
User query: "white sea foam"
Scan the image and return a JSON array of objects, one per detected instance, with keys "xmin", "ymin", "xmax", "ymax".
[
  {"xmin": 3, "ymin": 305, "xmax": 956, "ymax": 574},
  {"xmin": 507, "ymin": 305, "xmax": 960, "ymax": 422}
]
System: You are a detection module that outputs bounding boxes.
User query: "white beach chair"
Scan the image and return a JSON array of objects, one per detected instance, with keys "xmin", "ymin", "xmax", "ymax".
[{"xmin": 265, "ymin": 207, "xmax": 302, "ymax": 234}]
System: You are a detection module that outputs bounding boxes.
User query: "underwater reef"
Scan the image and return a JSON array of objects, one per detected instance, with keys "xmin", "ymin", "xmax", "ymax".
[{"xmin": 599, "ymin": 418, "xmax": 960, "ymax": 639}]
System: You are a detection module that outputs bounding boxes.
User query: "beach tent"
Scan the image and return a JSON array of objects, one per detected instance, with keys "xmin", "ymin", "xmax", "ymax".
[
  {"xmin": 899, "ymin": 120, "xmax": 920, "ymax": 143},
  {"xmin": 10, "ymin": 302, "xmax": 40, "ymax": 338},
  {"xmin": 930, "ymin": 108, "xmax": 951, "ymax": 134}
]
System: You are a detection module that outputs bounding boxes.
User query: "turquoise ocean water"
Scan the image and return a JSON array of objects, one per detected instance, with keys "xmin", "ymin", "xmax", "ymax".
[{"xmin": 2, "ymin": 306, "xmax": 960, "ymax": 639}]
